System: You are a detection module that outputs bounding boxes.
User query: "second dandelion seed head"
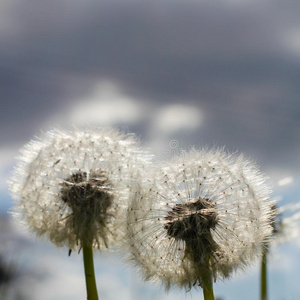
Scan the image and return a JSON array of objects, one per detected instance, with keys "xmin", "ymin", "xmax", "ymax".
[{"xmin": 127, "ymin": 148, "xmax": 274, "ymax": 290}]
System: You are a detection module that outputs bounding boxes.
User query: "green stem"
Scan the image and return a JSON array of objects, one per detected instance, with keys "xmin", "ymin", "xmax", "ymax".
[
  {"xmin": 83, "ymin": 246, "xmax": 99, "ymax": 300},
  {"xmin": 260, "ymin": 250, "xmax": 267, "ymax": 300},
  {"xmin": 202, "ymin": 267, "xmax": 215, "ymax": 300}
]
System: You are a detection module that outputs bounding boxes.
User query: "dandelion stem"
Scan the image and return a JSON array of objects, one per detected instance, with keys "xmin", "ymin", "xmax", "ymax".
[
  {"xmin": 202, "ymin": 262, "xmax": 215, "ymax": 300},
  {"xmin": 260, "ymin": 250, "xmax": 267, "ymax": 300},
  {"xmin": 83, "ymin": 246, "xmax": 99, "ymax": 300},
  {"xmin": 202, "ymin": 276, "xmax": 215, "ymax": 300}
]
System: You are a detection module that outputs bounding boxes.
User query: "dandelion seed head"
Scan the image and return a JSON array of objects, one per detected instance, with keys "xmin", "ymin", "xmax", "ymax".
[
  {"xmin": 10, "ymin": 128, "xmax": 149, "ymax": 250},
  {"xmin": 127, "ymin": 148, "xmax": 274, "ymax": 290},
  {"xmin": 271, "ymin": 202, "xmax": 300, "ymax": 246}
]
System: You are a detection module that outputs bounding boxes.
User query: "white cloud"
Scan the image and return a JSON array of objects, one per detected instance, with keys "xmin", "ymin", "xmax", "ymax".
[
  {"xmin": 152, "ymin": 104, "xmax": 203, "ymax": 134},
  {"xmin": 278, "ymin": 176, "xmax": 294, "ymax": 186},
  {"xmin": 144, "ymin": 103, "xmax": 203, "ymax": 161},
  {"xmin": 282, "ymin": 28, "xmax": 300, "ymax": 56},
  {"xmin": 267, "ymin": 168, "xmax": 298, "ymax": 188},
  {"xmin": 49, "ymin": 81, "xmax": 146, "ymax": 128}
]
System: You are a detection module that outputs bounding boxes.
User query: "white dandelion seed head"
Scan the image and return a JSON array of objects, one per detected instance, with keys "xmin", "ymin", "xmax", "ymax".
[
  {"xmin": 127, "ymin": 148, "xmax": 274, "ymax": 290},
  {"xmin": 272, "ymin": 202, "xmax": 300, "ymax": 246},
  {"xmin": 10, "ymin": 128, "xmax": 150, "ymax": 250}
]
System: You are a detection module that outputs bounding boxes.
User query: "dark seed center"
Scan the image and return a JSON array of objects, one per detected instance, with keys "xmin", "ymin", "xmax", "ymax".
[
  {"xmin": 164, "ymin": 197, "xmax": 219, "ymax": 261},
  {"xmin": 61, "ymin": 171, "xmax": 113, "ymax": 217}
]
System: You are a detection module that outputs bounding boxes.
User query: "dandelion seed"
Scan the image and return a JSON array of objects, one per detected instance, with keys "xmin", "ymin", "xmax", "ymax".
[
  {"xmin": 272, "ymin": 202, "xmax": 300, "ymax": 245},
  {"xmin": 260, "ymin": 201, "xmax": 300, "ymax": 300},
  {"xmin": 9, "ymin": 128, "xmax": 149, "ymax": 250},
  {"xmin": 10, "ymin": 127, "xmax": 151, "ymax": 300},
  {"xmin": 127, "ymin": 148, "xmax": 274, "ymax": 295}
]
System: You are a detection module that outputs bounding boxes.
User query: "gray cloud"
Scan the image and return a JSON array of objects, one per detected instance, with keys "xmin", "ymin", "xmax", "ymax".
[{"xmin": 1, "ymin": 0, "xmax": 300, "ymax": 171}]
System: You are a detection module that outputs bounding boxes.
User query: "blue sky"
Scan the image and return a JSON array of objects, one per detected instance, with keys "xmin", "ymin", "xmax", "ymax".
[{"xmin": 1, "ymin": 0, "xmax": 300, "ymax": 299}]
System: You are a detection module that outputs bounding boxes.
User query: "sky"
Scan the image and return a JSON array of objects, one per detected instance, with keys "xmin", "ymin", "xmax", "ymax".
[{"xmin": 1, "ymin": 0, "xmax": 300, "ymax": 299}]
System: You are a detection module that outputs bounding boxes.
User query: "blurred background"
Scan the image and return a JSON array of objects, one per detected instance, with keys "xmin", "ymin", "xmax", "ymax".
[{"xmin": 1, "ymin": 0, "xmax": 300, "ymax": 299}]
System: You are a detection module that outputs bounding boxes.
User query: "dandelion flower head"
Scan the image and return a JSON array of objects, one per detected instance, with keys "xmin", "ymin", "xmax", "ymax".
[
  {"xmin": 10, "ymin": 128, "xmax": 149, "ymax": 250},
  {"xmin": 127, "ymin": 148, "xmax": 274, "ymax": 290}
]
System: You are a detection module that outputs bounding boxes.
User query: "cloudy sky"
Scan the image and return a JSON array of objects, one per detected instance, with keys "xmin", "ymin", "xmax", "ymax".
[{"xmin": 1, "ymin": 0, "xmax": 300, "ymax": 299}]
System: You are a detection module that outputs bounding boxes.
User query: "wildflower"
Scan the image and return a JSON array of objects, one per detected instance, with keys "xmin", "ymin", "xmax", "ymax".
[
  {"xmin": 260, "ymin": 202, "xmax": 300, "ymax": 300},
  {"xmin": 10, "ymin": 128, "xmax": 148, "ymax": 251},
  {"xmin": 273, "ymin": 202, "xmax": 300, "ymax": 245},
  {"xmin": 127, "ymin": 148, "xmax": 274, "ymax": 293}
]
